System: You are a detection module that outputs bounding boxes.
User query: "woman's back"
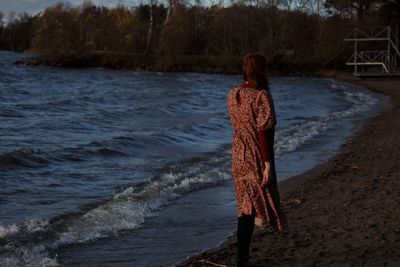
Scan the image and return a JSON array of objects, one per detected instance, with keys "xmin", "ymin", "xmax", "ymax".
[
  {"xmin": 228, "ymin": 53, "xmax": 286, "ymax": 267},
  {"xmin": 228, "ymin": 84, "xmax": 276, "ymax": 133}
]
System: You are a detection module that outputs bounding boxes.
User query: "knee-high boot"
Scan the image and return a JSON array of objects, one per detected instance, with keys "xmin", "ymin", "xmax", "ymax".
[{"xmin": 237, "ymin": 214, "xmax": 255, "ymax": 266}]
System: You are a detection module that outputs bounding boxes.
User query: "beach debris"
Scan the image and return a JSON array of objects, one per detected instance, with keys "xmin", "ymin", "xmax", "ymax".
[
  {"xmin": 342, "ymin": 163, "xmax": 360, "ymax": 169},
  {"xmin": 285, "ymin": 198, "xmax": 302, "ymax": 204},
  {"xmin": 283, "ymin": 198, "xmax": 304, "ymax": 209},
  {"xmin": 192, "ymin": 259, "xmax": 227, "ymax": 267}
]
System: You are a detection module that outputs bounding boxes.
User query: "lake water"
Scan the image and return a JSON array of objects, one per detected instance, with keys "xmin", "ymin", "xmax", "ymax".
[{"xmin": 0, "ymin": 51, "xmax": 389, "ymax": 266}]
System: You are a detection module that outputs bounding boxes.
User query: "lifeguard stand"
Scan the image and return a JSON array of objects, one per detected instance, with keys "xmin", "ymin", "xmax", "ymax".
[{"xmin": 344, "ymin": 26, "xmax": 400, "ymax": 77}]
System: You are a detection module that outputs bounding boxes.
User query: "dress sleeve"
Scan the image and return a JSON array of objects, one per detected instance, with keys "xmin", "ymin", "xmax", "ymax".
[
  {"xmin": 227, "ymin": 88, "xmax": 239, "ymax": 130},
  {"xmin": 256, "ymin": 90, "xmax": 276, "ymax": 130},
  {"xmin": 257, "ymin": 129, "xmax": 271, "ymax": 163}
]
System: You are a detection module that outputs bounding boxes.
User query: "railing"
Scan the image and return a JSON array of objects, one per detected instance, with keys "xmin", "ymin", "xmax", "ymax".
[
  {"xmin": 344, "ymin": 26, "xmax": 391, "ymax": 41},
  {"xmin": 346, "ymin": 50, "xmax": 390, "ymax": 73},
  {"xmin": 344, "ymin": 26, "xmax": 400, "ymax": 75}
]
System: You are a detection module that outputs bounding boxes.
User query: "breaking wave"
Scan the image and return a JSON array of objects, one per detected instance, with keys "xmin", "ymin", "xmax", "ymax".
[
  {"xmin": 0, "ymin": 72, "xmax": 386, "ymax": 266},
  {"xmin": 275, "ymin": 85, "xmax": 377, "ymax": 155},
  {"xmin": 0, "ymin": 147, "xmax": 232, "ymax": 266}
]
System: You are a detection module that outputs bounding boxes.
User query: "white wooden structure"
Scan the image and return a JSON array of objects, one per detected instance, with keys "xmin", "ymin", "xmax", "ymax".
[{"xmin": 344, "ymin": 26, "xmax": 400, "ymax": 77}]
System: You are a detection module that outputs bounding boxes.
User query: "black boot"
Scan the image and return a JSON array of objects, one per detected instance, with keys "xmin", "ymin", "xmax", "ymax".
[
  {"xmin": 237, "ymin": 214, "xmax": 255, "ymax": 267},
  {"xmin": 236, "ymin": 257, "xmax": 249, "ymax": 267},
  {"xmin": 236, "ymin": 258, "xmax": 247, "ymax": 267}
]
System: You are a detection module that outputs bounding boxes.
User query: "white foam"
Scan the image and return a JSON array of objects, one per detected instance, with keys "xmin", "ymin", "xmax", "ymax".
[
  {"xmin": 330, "ymin": 82, "xmax": 346, "ymax": 90},
  {"xmin": 0, "ymin": 218, "xmax": 50, "ymax": 240},
  {"xmin": 24, "ymin": 218, "xmax": 49, "ymax": 233},
  {"xmin": 114, "ymin": 186, "xmax": 134, "ymax": 199},
  {"xmin": 0, "ymin": 224, "xmax": 19, "ymax": 239},
  {"xmin": 275, "ymin": 83, "xmax": 377, "ymax": 156},
  {"xmin": 0, "ymin": 245, "xmax": 59, "ymax": 267},
  {"xmin": 51, "ymin": 168, "xmax": 230, "ymax": 247},
  {"xmin": 54, "ymin": 201, "xmax": 147, "ymax": 246},
  {"xmin": 0, "ymin": 219, "xmax": 59, "ymax": 266},
  {"xmin": 275, "ymin": 120, "xmax": 332, "ymax": 155},
  {"xmin": 167, "ymin": 171, "xmax": 230, "ymax": 194}
]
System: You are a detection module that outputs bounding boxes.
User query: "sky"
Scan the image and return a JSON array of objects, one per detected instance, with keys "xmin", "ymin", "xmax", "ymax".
[{"xmin": 0, "ymin": 0, "xmax": 141, "ymax": 20}]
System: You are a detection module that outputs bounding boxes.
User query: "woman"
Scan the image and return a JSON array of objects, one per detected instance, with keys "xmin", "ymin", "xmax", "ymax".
[{"xmin": 227, "ymin": 53, "xmax": 287, "ymax": 267}]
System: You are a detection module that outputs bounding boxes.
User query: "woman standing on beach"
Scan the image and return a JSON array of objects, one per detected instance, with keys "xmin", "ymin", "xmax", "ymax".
[{"xmin": 227, "ymin": 53, "xmax": 287, "ymax": 267}]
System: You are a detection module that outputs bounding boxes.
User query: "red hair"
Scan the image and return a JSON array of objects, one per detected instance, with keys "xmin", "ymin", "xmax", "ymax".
[{"xmin": 242, "ymin": 53, "xmax": 269, "ymax": 90}]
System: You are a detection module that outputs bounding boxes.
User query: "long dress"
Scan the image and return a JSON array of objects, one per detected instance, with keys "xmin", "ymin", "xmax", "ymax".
[{"xmin": 227, "ymin": 82, "xmax": 286, "ymax": 231}]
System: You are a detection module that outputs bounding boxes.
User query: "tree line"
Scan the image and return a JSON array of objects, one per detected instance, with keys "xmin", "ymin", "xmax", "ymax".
[{"xmin": 0, "ymin": 0, "xmax": 399, "ymax": 73}]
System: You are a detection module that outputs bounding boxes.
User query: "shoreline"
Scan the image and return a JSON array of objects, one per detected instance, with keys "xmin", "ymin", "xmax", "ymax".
[
  {"xmin": 176, "ymin": 72, "xmax": 400, "ymax": 266},
  {"xmin": 3, "ymin": 51, "xmax": 398, "ymax": 265},
  {"xmin": 13, "ymin": 50, "xmax": 334, "ymax": 77}
]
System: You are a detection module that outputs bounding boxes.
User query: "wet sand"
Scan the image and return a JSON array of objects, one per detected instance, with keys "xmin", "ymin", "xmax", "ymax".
[{"xmin": 176, "ymin": 72, "xmax": 400, "ymax": 267}]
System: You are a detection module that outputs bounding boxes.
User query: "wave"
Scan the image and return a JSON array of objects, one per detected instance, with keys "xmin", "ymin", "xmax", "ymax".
[
  {"xmin": 0, "ymin": 147, "xmax": 125, "ymax": 169},
  {"xmin": 0, "ymin": 224, "xmax": 18, "ymax": 239},
  {"xmin": 12, "ymin": 96, "xmax": 93, "ymax": 112},
  {"xmin": 275, "ymin": 83, "xmax": 377, "ymax": 155},
  {"xmin": 0, "ymin": 109, "xmax": 25, "ymax": 118},
  {"xmin": 0, "ymin": 120, "xmax": 231, "ymax": 169},
  {"xmin": 0, "ymin": 148, "xmax": 50, "ymax": 168},
  {"xmin": 151, "ymin": 119, "xmax": 230, "ymax": 147},
  {"xmin": 0, "ymin": 135, "xmax": 140, "ymax": 168},
  {"xmin": 0, "ymin": 147, "xmax": 232, "ymax": 266},
  {"xmin": 0, "ymin": 79, "xmax": 381, "ymax": 266},
  {"xmin": 0, "ymin": 219, "xmax": 57, "ymax": 267}
]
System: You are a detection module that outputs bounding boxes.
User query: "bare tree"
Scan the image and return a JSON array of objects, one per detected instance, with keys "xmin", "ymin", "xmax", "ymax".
[{"xmin": 145, "ymin": 0, "xmax": 154, "ymax": 54}]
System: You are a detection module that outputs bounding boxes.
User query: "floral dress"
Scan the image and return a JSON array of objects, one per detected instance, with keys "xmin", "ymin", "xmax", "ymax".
[{"xmin": 227, "ymin": 82, "xmax": 286, "ymax": 231}]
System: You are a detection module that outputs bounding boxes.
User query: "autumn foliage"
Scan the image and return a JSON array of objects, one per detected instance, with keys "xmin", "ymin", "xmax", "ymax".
[{"xmin": 0, "ymin": 1, "xmax": 398, "ymax": 74}]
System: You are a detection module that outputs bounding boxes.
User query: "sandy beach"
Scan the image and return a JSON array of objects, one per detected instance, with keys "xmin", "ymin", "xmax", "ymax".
[{"xmin": 176, "ymin": 72, "xmax": 400, "ymax": 267}]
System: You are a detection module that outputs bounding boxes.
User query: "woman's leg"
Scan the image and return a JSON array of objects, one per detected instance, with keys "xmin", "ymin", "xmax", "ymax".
[{"xmin": 237, "ymin": 213, "xmax": 255, "ymax": 265}]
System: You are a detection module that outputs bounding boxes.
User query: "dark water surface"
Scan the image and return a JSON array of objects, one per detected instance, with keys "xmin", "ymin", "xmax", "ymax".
[{"xmin": 0, "ymin": 51, "xmax": 389, "ymax": 266}]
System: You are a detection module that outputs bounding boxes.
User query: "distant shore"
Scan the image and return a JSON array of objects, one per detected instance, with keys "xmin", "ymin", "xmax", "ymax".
[
  {"xmin": 15, "ymin": 50, "xmax": 332, "ymax": 76},
  {"xmin": 176, "ymin": 72, "xmax": 400, "ymax": 266}
]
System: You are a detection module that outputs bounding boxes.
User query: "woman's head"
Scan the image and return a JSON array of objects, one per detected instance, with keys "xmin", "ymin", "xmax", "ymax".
[{"xmin": 242, "ymin": 53, "xmax": 269, "ymax": 90}]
